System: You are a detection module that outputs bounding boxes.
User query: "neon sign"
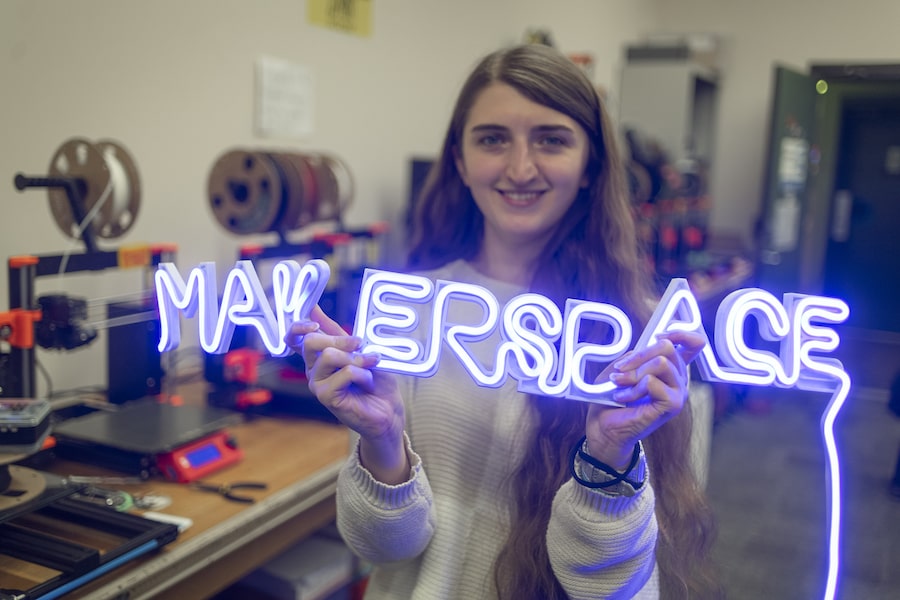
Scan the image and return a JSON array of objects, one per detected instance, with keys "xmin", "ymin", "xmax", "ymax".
[
  {"xmin": 155, "ymin": 260, "xmax": 850, "ymax": 600},
  {"xmin": 155, "ymin": 259, "xmax": 330, "ymax": 357},
  {"xmin": 351, "ymin": 269, "xmax": 633, "ymax": 402}
]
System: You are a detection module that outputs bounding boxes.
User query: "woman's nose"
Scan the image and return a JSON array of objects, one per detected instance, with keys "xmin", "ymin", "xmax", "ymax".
[{"xmin": 505, "ymin": 143, "xmax": 538, "ymax": 183}]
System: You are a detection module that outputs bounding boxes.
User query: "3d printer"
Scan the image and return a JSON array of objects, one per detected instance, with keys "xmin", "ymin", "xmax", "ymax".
[
  {"xmin": 200, "ymin": 147, "xmax": 389, "ymax": 417},
  {"xmin": 0, "ymin": 138, "xmax": 183, "ymax": 599},
  {"xmin": 1, "ymin": 138, "xmax": 170, "ymax": 404}
]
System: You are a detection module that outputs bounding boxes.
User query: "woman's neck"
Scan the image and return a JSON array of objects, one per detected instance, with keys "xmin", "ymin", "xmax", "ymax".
[{"xmin": 470, "ymin": 238, "xmax": 539, "ymax": 287}]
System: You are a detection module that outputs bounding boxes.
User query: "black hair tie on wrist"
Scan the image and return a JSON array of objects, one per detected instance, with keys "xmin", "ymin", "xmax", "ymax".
[{"xmin": 569, "ymin": 435, "xmax": 644, "ymax": 490}]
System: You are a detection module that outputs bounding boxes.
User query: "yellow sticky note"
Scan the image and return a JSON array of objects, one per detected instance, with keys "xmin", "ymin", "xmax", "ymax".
[{"xmin": 307, "ymin": 0, "xmax": 372, "ymax": 37}]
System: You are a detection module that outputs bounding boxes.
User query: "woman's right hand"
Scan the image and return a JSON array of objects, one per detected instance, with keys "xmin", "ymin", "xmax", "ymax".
[{"xmin": 285, "ymin": 306, "xmax": 410, "ymax": 484}]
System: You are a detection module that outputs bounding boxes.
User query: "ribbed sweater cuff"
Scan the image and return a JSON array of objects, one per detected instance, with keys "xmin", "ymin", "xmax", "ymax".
[{"xmin": 344, "ymin": 432, "xmax": 425, "ymax": 510}]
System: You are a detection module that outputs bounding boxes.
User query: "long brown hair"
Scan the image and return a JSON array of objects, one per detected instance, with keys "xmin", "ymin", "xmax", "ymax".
[{"xmin": 408, "ymin": 44, "xmax": 721, "ymax": 599}]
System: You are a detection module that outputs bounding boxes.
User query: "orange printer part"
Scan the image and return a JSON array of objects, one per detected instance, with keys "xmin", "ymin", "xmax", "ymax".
[{"xmin": 0, "ymin": 308, "xmax": 43, "ymax": 349}]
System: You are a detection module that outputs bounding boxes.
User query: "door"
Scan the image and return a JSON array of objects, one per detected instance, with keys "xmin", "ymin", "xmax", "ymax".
[
  {"xmin": 755, "ymin": 66, "xmax": 817, "ymax": 297},
  {"xmin": 823, "ymin": 100, "xmax": 900, "ymax": 332},
  {"xmin": 756, "ymin": 65, "xmax": 900, "ymax": 386}
]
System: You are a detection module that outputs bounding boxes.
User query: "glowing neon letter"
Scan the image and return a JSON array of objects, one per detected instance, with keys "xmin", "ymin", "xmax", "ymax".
[
  {"xmin": 352, "ymin": 268, "xmax": 637, "ymax": 406},
  {"xmin": 352, "ymin": 270, "xmax": 438, "ymax": 374},
  {"xmin": 155, "ymin": 259, "xmax": 329, "ymax": 355}
]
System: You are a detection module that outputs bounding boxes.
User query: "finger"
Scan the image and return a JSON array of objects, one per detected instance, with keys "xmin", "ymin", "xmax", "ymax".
[
  {"xmin": 611, "ymin": 353, "xmax": 682, "ymax": 390},
  {"xmin": 657, "ymin": 330, "xmax": 707, "ymax": 364},
  {"xmin": 288, "ymin": 320, "xmax": 320, "ymax": 335},
  {"xmin": 307, "ymin": 343, "xmax": 377, "ymax": 382},
  {"xmin": 596, "ymin": 350, "xmax": 634, "ymax": 380},
  {"xmin": 284, "ymin": 320, "xmax": 321, "ymax": 351},
  {"xmin": 311, "ymin": 363, "xmax": 377, "ymax": 406},
  {"xmin": 302, "ymin": 332, "xmax": 363, "ymax": 356},
  {"xmin": 613, "ymin": 372, "xmax": 681, "ymax": 410},
  {"xmin": 311, "ymin": 305, "xmax": 350, "ymax": 336},
  {"xmin": 301, "ymin": 333, "xmax": 363, "ymax": 376},
  {"xmin": 614, "ymin": 338, "xmax": 677, "ymax": 372}
]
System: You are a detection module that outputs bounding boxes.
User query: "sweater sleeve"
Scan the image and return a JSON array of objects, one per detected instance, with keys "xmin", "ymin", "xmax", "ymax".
[
  {"xmin": 547, "ymin": 472, "xmax": 659, "ymax": 599},
  {"xmin": 335, "ymin": 433, "xmax": 437, "ymax": 564}
]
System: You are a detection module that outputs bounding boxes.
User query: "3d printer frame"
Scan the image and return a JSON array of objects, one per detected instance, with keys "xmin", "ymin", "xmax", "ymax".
[
  {"xmin": 1, "ymin": 245, "xmax": 176, "ymax": 400},
  {"xmin": 203, "ymin": 224, "xmax": 387, "ymax": 416}
]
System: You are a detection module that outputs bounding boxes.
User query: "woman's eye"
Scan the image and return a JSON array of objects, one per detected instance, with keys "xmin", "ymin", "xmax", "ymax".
[
  {"xmin": 477, "ymin": 134, "xmax": 504, "ymax": 147},
  {"xmin": 539, "ymin": 135, "xmax": 567, "ymax": 147}
]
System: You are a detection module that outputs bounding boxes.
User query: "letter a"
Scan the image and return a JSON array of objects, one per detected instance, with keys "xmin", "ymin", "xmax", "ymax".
[{"xmin": 633, "ymin": 278, "xmax": 711, "ymax": 376}]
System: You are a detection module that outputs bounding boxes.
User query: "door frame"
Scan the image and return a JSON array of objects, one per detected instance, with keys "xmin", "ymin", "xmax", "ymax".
[
  {"xmin": 800, "ymin": 64, "xmax": 900, "ymax": 293},
  {"xmin": 800, "ymin": 64, "xmax": 900, "ymax": 387}
]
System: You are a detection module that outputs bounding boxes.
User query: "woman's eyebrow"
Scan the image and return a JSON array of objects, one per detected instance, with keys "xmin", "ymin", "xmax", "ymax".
[
  {"xmin": 468, "ymin": 124, "xmax": 576, "ymax": 133},
  {"xmin": 532, "ymin": 124, "xmax": 576, "ymax": 134},
  {"xmin": 469, "ymin": 123, "xmax": 508, "ymax": 132}
]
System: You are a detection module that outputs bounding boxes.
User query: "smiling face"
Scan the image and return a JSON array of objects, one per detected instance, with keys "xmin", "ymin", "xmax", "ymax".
[{"xmin": 454, "ymin": 82, "xmax": 591, "ymax": 260}]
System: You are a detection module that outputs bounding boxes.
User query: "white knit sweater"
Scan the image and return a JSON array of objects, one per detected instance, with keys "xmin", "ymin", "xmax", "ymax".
[{"xmin": 336, "ymin": 260, "xmax": 660, "ymax": 599}]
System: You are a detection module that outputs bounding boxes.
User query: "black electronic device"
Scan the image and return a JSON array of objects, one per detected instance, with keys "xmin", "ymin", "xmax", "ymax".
[
  {"xmin": 0, "ymin": 398, "xmax": 51, "ymax": 454},
  {"xmin": 107, "ymin": 298, "xmax": 164, "ymax": 403},
  {"xmin": 406, "ymin": 157, "xmax": 434, "ymax": 236},
  {"xmin": 50, "ymin": 399, "xmax": 243, "ymax": 479},
  {"xmin": 34, "ymin": 293, "xmax": 98, "ymax": 350}
]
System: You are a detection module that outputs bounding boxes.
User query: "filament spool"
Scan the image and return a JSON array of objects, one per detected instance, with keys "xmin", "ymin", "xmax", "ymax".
[
  {"xmin": 279, "ymin": 152, "xmax": 321, "ymax": 229},
  {"xmin": 47, "ymin": 138, "xmax": 141, "ymax": 241},
  {"xmin": 207, "ymin": 150, "xmax": 286, "ymax": 235},
  {"xmin": 95, "ymin": 139, "xmax": 142, "ymax": 237},
  {"xmin": 309, "ymin": 153, "xmax": 354, "ymax": 222},
  {"xmin": 323, "ymin": 154, "xmax": 354, "ymax": 217},
  {"xmin": 206, "ymin": 148, "xmax": 354, "ymax": 235},
  {"xmin": 267, "ymin": 152, "xmax": 309, "ymax": 231}
]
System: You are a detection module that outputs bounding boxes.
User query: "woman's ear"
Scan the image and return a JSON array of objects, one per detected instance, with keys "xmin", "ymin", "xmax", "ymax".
[{"xmin": 453, "ymin": 146, "xmax": 469, "ymax": 187}]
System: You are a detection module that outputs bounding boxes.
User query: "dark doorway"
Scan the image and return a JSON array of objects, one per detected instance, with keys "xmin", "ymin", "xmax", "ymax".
[
  {"xmin": 810, "ymin": 69, "xmax": 900, "ymax": 389},
  {"xmin": 757, "ymin": 64, "xmax": 900, "ymax": 388},
  {"xmin": 824, "ymin": 99, "xmax": 900, "ymax": 332}
]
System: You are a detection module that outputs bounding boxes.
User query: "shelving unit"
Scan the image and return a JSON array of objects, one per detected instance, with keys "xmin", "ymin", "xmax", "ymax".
[{"xmin": 618, "ymin": 45, "xmax": 720, "ymax": 166}]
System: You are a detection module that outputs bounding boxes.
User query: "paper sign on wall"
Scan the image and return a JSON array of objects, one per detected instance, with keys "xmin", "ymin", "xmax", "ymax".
[{"xmin": 255, "ymin": 56, "xmax": 314, "ymax": 139}]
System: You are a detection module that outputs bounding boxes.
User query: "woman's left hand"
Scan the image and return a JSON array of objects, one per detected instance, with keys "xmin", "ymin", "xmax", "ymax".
[{"xmin": 585, "ymin": 330, "xmax": 707, "ymax": 470}]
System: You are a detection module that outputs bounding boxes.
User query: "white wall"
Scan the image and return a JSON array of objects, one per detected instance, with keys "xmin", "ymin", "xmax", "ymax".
[
  {"xmin": 0, "ymin": 0, "xmax": 658, "ymax": 394},
  {"xmin": 652, "ymin": 0, "xmax": 900, "ymax": 247}
]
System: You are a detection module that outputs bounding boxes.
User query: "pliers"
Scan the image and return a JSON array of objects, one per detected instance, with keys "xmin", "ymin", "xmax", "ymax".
[{"xmin": 190, "ymin": 481, "xmax": 268, "ymax": 503}]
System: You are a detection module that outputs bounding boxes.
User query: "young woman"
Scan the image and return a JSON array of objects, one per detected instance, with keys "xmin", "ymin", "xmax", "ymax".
[{"xmin": 288, "ymin": 44, "xmax": 721, "ymax": 599}]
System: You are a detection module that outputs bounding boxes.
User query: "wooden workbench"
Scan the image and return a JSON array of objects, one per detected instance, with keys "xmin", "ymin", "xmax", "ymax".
[{"xmin": 39, "ymin": 397, "xmax": 351, "ymax": 599}]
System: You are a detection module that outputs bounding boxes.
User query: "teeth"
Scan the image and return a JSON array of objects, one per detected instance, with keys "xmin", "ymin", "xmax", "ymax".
[{"xmin": 504, "ymin": 192, "xmax": 540, "ymax": 201}]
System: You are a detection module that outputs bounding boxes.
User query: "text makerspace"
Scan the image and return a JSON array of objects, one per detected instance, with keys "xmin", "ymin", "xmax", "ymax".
[{"xmin": 156, "ymin": 259, "xmax": 850, "ymax": 600}]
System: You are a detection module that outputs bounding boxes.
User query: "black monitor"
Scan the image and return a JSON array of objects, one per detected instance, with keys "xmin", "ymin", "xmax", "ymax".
[{"xmin": 406, "ymin": 157, "xmax": 434, "ymax": 235}]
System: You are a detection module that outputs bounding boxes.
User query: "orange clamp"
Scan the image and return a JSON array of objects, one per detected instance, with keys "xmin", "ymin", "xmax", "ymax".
[
  {"xmin": 224, "ymin": 348, "xmax": 264, "ymax": 385},
  {"xmin": 236, "ymin": 388, "xmax": 272, "ymax": 409},
  {"xmin": 0, "ymin": 309, "xmax": 43, "ymax": 349}
]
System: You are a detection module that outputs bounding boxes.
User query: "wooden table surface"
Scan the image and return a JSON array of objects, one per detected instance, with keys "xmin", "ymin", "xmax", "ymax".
[{"xmin": 2, "ymin": 390, "xmax": 351, "ymax": 600}]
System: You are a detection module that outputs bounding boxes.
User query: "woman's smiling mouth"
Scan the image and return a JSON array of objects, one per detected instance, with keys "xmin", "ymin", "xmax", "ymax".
[{"xmin": 498, "ymin": 189, "xmax": 546, "ymax": 206}]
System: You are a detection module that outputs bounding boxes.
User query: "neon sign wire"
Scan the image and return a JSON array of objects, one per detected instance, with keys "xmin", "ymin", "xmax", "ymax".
[{"xmin": 155, "ymin": 260, "xmax": 850, "ymax": 600}]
